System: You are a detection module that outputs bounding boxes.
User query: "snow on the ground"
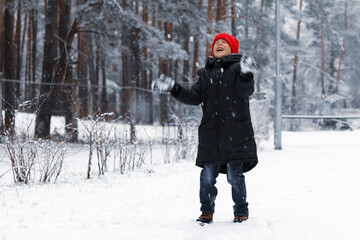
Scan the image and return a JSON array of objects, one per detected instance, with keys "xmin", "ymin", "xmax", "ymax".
[{"xmin": 1, "ymin": 130, "xmax": 360, "ymax": 240}]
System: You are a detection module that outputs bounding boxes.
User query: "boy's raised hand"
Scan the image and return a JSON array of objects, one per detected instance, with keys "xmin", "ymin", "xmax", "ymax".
[
  {"xmin": 240, "ymin": 55, "xmax": 257, "ymax": 74},
  {"xmin": 151, "ymin": 74, "xmax": 175, "ymax": 93}
]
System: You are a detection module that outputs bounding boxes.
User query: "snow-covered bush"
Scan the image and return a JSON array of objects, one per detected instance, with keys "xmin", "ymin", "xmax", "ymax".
[
  {"xmin": 113, "ymin": 139, "xmax": 148, "ymax": 174},
  {"xmin": 3, "ymin": 136, "xmax": 67, "ymax": 184},
  {"xmin": 37, "ymin": 140, "xmax": 67, "ymax": 183},
  {"xmin": 79, "ymin": 113, "xmax": 117, "ymax": 179},
  {"xmin": 80, "ymin": 113, "xmax": 148, "ymax": 177},
  {"xmin": 116, "ymin": 143, "xmax": 138, "ymax": 174},
  {"xmin": 4, "ymin": 135, "xmax": 37, "ymax": 184},
  {"xmin": 1, "ymin": 98, "xmax": 68, "ymax": 184}
]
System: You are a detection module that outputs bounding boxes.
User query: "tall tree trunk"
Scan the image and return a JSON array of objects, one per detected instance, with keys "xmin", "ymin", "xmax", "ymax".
[
  {"xmin": 25, "ymin": 6, "xmax": 38, "ymax": 105},
  {"xmin": 78, "ymin": 32, "xmax": 88, "ymax": 117},
  {"xmin": 231, "ymin": 0, "xmax": 236, "ymax": 36},
  {"xmin": 156, "ymin": 3, "xmax": 166, "ymax": 124},
  {"xmin": 25, "ymin": 10, "xmax": 32, "ymax": 101},
  {"xmin": 99, "ymin": 42, "xmax": 108, "ymax": 114},
  {"xmin": 192, "ymin": 0, "xmax": 203, "ymax": 80},
  {"xmin": 135, "ymin": 0, "xmax": 139, "ymax": 14},
  {"xmin": 76, "ymin": 0, "xmax": 89, "ymax": 118},
  {"xmin": 121, "ymin": 29, "xmax": 132, "ymax": 121},
  {"xmin": 130, "ymin": 28, "xmax": 140, "ymax": 139},
  {"xmin": 121, "ymin": 0, "xmax": 139, "ymax": 130},
  {"xmin": 31, "ymin": 7, "xmax": 38, "ymax": 100},
  {"xmin": 216, "ymin": 0, "xmax": 225, "ymax": 32},
  {"xmin": 134, "ymin": 0, "xmax": 141, "ymax": 124},
  {"xmin": 255, "ymin": 0, "xmax": 264, "ymax": 50},
  {"xmin": 35, "ymin": 0, "xmax": 57, "ymax": 139},
  {"xmin": 86, "ymin": 32, "xmax": 98, "ymax": 115},
  {"xmin": 192, "ymin": 28, "xmax": 201, "ymax": 80},
  {"xmin": 20, "ymin": 10, "xmax": 27, "ymax": 104},
  {"xmin": 216, "ymin": 0, "xmax": 226, "ymax": 24},
  {"xmin": 57, "ymin": 0, "xmax": 78, "ymax": 142},
  {"xmin": 254, "ymin": 0, "xmax": 264, "ymax": 93},
  {"xmin": 149, "ymin": 5, "xmax": 156, "ymax": 81},
  {"xmin": 291, "ymin": 0, "xmax": 302, "ymax": 115},
  {"xmin": 96, "ymin": 34, "xmax": 108, "ymax": 115},
  {"xmin": 20, "ymin": 11, "xmax": 27, "ymax": 70},
  {"xmin": 159, "ymin": 21, "xmax": 173, "ymax": 124},
  {"xmin": 183, "ymin": 23, "xmax": 190, "ymax": 84},
  {"xmin": 157, "ymin": 3, "xmax": 163, "ymax": 76},
  {"xmin": 141, "ymin": 0, "xmax": 148, "ymax": 90},
  {"xmin": 14, "ymin": 2, "xmax": 21, "ymax": 99},
  {"xmin": 245, "ymin": 0, "xmax": 249, "ymax": 39},
  {"xmin": 320, "ymin": 28, "xmax": 325, "ymax": 99},
  {"xmin": 139, "ymin": 0, "xmax": 153, "ymax": 124},
  {"xmin": 3, "ymin": 0, "xmax": 16, "ymax": 135},
  {"xmin": 328, "ymin": 46, "xmax": 336, "ymax": 93},
  {"xmin": 336, "ymin": 1, "xmax": 348, "ymax": 93},
  {"xmin": 147, "ymin": 4, "xmax": 157, "ymax": 124},
  {"xmin": 206, "ymin": 0, "xmax": 214, "ymax": 58}
]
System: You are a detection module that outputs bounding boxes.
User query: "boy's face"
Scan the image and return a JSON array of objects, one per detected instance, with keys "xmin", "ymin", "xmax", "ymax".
[{"xmin": 213, "ymin": 39, "xmax": 232, "ymax": 58}]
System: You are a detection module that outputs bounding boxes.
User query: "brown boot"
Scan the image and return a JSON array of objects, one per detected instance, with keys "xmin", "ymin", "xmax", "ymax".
[
  {"xmin": 234, "ymin": 215, "xmax": 248, "ymax": 223},
  {"xmin": 196, "ymin": 212, "xmax": 213, "ymax": 224}
]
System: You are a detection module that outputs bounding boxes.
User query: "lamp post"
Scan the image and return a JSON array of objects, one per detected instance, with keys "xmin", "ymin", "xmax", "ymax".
[{"xmin": 274, "ymin": 0, "xmax": 282, "ymax": 150}]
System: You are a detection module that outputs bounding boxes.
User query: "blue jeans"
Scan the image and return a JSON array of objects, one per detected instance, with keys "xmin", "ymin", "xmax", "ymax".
[{"xmin": 199, "ymin": 162, "xmax": 248, "ymax": 216}]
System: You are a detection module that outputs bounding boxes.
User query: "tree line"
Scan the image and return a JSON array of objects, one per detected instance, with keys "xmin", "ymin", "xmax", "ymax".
[{"xmin": 0, "ymin": 0, "xmax": 358, "ymax": 142}]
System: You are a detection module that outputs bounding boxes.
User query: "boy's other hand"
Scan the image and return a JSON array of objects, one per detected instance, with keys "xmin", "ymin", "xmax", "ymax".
[
  {"xmin": 240, "ymin": 55, "xmax": 257, "ymax": 74},
  {"xmin": 151, "ymin": 74, "xmax": 175, "ymax": 93}
]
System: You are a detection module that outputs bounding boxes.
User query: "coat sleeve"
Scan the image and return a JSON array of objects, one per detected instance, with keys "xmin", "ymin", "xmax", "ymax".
[
  {"xmin": 236, "ymin": 72, "xmax": 255, "ymax": 97},
  {"xmin": 170, "ymin": 69, "xmax": 204, "ymax": 106}
]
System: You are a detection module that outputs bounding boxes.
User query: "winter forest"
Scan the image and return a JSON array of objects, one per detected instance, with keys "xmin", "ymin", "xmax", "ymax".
[
  {"xmin": 1, "ymin": 0, "xmax": 359, "ymax": 134},
  {"xmin": 0, "ymin": 0, "xmax": 359, "ymax": 179},
  {"xmin": 1, "ymin": 1, "xmax": 360, "ymax": 238}
]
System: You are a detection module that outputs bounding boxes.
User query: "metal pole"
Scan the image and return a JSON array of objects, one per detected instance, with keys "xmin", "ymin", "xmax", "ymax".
[{"xmin": 274, "ymin": 0, "xmax": 282, "ymax": 150}]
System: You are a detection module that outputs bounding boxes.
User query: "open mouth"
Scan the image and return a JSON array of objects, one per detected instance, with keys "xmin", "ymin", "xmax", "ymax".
[{"xmin": 216, "ymin": 47, "xmax": 224, "ymax": 52}]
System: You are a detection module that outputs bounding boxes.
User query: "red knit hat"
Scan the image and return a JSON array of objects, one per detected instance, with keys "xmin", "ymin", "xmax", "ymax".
[{"xmin": 212, "ymin": 33, "xmax": 239, "ymax": 56}]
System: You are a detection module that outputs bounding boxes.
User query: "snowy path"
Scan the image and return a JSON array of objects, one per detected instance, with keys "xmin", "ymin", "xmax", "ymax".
[{"xmin": 1, "ymin": 130, "xmax": 360, "ymax": 240}]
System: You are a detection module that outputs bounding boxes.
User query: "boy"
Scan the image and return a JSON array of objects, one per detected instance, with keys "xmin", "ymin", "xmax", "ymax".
[{"xmin": 152, "ymin": 33, "xmax": 258, "ymax": 224}]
